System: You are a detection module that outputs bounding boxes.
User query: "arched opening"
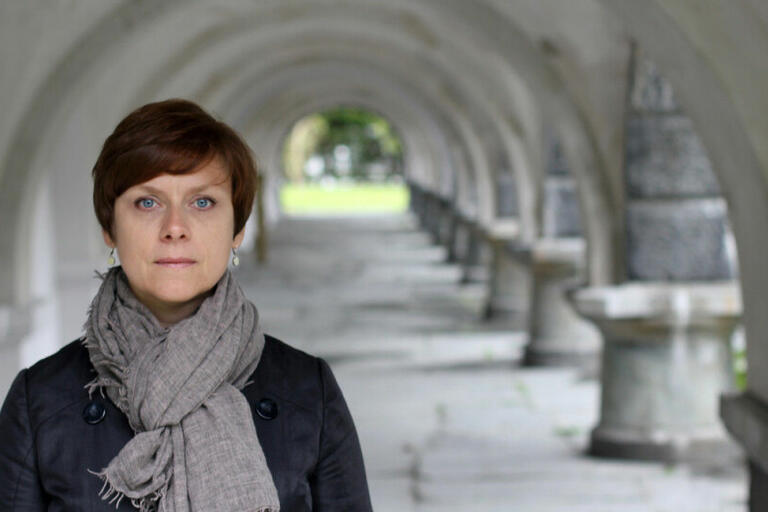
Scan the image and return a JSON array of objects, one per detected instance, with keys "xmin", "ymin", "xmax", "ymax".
[{"xmin": 279, "ymin": 106, "xmax": 407, "ymax": 216}]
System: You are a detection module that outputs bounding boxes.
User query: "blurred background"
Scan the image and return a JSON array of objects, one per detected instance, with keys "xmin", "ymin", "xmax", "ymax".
[{"xmin": 1, "ymin": 1, "xmax": 767, "ymax": 510}]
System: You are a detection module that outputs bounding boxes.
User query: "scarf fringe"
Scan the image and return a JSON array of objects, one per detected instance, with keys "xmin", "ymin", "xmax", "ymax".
[
  {"xmin": 88, "ymin": 468, "xmax": 166, "ymax": 512},
  {"xmin": 83, "ymin": 375, "xmax": 126, "ymax": 403}
]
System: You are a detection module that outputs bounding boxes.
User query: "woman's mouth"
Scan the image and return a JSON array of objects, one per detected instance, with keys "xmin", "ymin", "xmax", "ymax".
[{"xmin": 155, "ymin": 258, "xmax": 196, "ymax": 268}]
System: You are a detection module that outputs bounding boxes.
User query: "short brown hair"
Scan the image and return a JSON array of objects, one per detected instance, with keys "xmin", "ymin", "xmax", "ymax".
[{"xmin": 92, "ymin": 98, "xmax": 257, "ymax": 239}]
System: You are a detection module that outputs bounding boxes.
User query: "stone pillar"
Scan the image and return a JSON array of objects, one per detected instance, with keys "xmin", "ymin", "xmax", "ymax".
[
  {"xmin": 424, "ymin": 192, "xmax": 444, "ymax": 244},
  {"xmin": 496, "ymin": 172, "xmax": 518, "ymax": 218},
  {"xmin": 451, "ymin": 215, "xmax": 471, "ymax": 266},
  {"xmin": 540, "ymin": 137, "xmax": 583, "ymax": 239},
  {"xmin": 437, "ymin": 205, "xmax": 459, "ymax": 262},
  {"xmin": 721, "ymin": 397, "xmax": 768, "ymax": 512},
  {"xmin": 570, "ymin": 51, "xmax": 739, "ymax": 461},
  {"xmin": 407, "ymin": 181, "xmax": 422, "ymax": 217},
  {"xmin": 574, "ymin": 283, "xmax": 740, "ymax": 460},
  {"xmin": 482, "ymin": 221, "xmax": 531, "ymax": 330},
  {"xmin": 524, "ymin": 136, "xmax": 599, "ymax": 367},
  {"xmin": 459, "ymin": 221, "xmax": 490, "ymax": 284},
  {"xmin": 524, "ymin": 239, "xmax": 600, "ymax": 367},
  {"xmin": 408, "ymin": 183, "xmax": 428, "ymax": 229},
  {"xmin": 0, "ymin": 303, "xmax": 32, "ymax": 400}
]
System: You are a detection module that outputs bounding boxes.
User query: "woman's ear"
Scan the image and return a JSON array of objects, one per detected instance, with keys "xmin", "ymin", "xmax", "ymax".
[
  {"xmin": 102, "ymin": 229, "xmax": 115, "ymax": 248},
  {"xmin": 232, "ymin": 228, "xmax": 245, "ymax": 249}
]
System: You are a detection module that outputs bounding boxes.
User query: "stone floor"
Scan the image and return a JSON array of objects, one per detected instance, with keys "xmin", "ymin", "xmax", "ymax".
[{"xmin": 235, "ymin": 213, "xmax": 747, "ymax": 512}]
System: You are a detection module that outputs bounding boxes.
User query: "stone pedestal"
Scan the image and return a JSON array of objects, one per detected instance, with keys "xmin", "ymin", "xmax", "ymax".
[
  {"xmin": 572, "ymin": 282, "xmax": 741, "ymax": 461},
  {"xmin": 524, "ymin": 238, "xmax": 600, "ymax": 367},
  {"xmin": 408, "ymin": 182, "xmax": 424, "ymax": 220},
  {"xmin": 721, "ymin": 393, "xmax": 768, "ymax": 511},
  {"xmin": 459, "ymin": 223, "xmax": 490, "ymax": 284},
  {"xmin": 423, "ymin": 193, "xmax": 443, "ymax": 243},
  {"xmin": 410, "ymin": 185, "xmax": 430, "ymax": 230},
  {"xmin": 482, "ymin": 220, "xmax": 531, "ymax": 329},
  {"xmin": 451, "ymin": 216, "xmax": 471, "ymax": 264},
  {"xmin": 437, "ymin": 204, "xmax": 458, "ymax": 260}
]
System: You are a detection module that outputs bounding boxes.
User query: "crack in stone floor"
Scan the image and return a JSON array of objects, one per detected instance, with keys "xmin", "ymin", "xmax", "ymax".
[{"xmin": 236, "ymin": 213, "xmax": 746, "ymax": 511}]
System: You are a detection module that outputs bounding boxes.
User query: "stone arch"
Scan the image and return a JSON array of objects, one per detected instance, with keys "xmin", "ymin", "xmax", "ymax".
[{"xmin": 122, "ymin": 11, "xmax": 537, "ymax": 229}]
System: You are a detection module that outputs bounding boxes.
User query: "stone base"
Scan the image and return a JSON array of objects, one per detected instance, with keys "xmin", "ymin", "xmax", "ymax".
[
  {"xmin": 461, "ymin": 264, "xmax": 488, "ymax": 284},
  {"xmin": 482, "ymin": 305, "xmax": 529, "ymax": 331},
  {"xmin": 589, "ymin": 428, "xmax": 679, "ymax": 462},
  {"xmin": 572, "ymin": 282, "xmax": 741, "ymax": 463},
  {"xmin": 526, "ymin": 238, "xmax": 599, "ymax": 368},
  {"xmin": 750, "ymin": 461, "xmax": 768, "ymax": 511},
  {"xmin": 721, "ymin": 392, "xmax": 768, "ymax": 510},
  {"xmin": 483, "ymin": 235, "xmax": 531, "ymax": 331},
  {"xmin": 522, "ymin": 345, "xmax": 597, "ymax": 370},
  {"xmin": 589, "ymin": 426, "xmax": 734, "ymax": 463}
]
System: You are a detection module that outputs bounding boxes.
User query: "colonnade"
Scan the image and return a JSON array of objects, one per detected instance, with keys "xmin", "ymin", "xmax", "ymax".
[
  {"xmin": 1, "ymin": 1, "xmax": 767, "ymax": 508},
  {"xmin": 408, "ymin": 47, "xmax": 742, "ymax": 464}
]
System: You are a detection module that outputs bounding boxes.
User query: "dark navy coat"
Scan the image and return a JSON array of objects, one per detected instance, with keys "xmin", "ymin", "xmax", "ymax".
[{"xmin": 0, "ymin": 335, "xmax": 373, "ymax": 511}]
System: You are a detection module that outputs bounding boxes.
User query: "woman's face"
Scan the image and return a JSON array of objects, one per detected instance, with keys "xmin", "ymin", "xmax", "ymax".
[{"xmin": 102, "ymin": 157, "xmax": 244, "ymax": 324}]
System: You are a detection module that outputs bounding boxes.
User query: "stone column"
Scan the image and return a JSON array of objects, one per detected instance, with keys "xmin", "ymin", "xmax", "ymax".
[
  {"xmin": 0, "ymin": 303, "xmax": 32, "ymax": 400},
  {"xmin": 459, "ymin": 221, "xmax": 490, "ymax": 284},
  {"xmin": 408, "ymin": 182, "xmax": 429, "ymax": 230},
  {"xmin": 446, "ymin": 212, "xmax": 469, "ymax": 265},
  {"xmin": 482, "ymin": 220, "xmax": 531, "ymax": 330},
  {"xmin": 524, "ymin": 136, "xmax": 600, "ymax": 367},
  {"xmin": 721, "ymin": 397, "xmax": 768, "ymax": 511},
  {"xmin": 525, "ymin": 239, "xmax": 600, "ymax": 367},
  {"xmin": 574, "ymin": 283, "xmax": 740, "ymax": 460},
  {"xmin": 570, "ymin": 51, "xmax": 740, "ymax": 461},
  {"xmin": 436, "ymin": 200, "xmax": 458, "ymax": 260},
  {"xmin": 424, "ymin": 192, "xmax": 444, "ymax": 245},
  {"xmin": 407, "ymin": 181, "xmax": 423, "ymax": 217}
]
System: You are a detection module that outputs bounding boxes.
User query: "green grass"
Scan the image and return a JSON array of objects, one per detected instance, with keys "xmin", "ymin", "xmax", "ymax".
[
  {"xmin": 734, "ymin": 347, "xmax": 747, "ymax": 391},
  {"xmin": 280, "ymin": 183, "xmax": 409, "ymax": 214}
]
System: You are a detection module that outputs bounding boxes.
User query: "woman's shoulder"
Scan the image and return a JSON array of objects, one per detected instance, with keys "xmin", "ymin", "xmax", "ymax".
[
  {"xmin": 262, "ymin": 334, "xmax": 320, "ymax": 372},
  {"xmin": 7, "ymin": 338, "xmax": 94, "ymax": 429},
  {"xmin": 253, "ymin": 334, "xmax": 333, "ymax": 415},
  {"xmin": 24, "ymin": 338, "xmax": 93, "ymax": 395}
]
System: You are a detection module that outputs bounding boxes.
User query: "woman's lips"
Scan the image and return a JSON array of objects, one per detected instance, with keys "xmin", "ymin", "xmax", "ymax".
[{"xmin": 155, "ymin": 258, "xmax": 196, "ymax": 268}]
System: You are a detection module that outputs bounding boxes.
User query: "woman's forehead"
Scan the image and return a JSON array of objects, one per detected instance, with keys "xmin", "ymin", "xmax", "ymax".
[{"xmin": 130, "ymin": 159, "xmax": 231, "ymax": 194}]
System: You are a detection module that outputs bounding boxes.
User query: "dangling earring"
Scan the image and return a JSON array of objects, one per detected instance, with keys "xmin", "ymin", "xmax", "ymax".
[
  {"xmin": 232, "ymin": 247, "xmax": 240, "ymax": 267},
  {"xmin": 107, "ymin": 248, "xmax": 116, "ymax": 266}
]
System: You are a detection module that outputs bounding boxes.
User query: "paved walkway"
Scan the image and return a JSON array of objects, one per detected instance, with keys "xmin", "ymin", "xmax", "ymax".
[{"xmin": 236, "ymin": 213, "xmax": 747, "ymax": 512}]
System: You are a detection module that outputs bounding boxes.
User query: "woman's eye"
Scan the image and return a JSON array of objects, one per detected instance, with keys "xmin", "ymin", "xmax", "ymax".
[
  {"xmin": 137, "ymin": 198, "xmax": 157, "ymax": 209},
  {"xmin": 194, "ymin": 197, "xmax": 215, "ymax": 209}
]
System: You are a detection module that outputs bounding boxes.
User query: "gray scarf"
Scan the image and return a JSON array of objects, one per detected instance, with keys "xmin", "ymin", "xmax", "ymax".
[{"xmin": 83, "ymin": 266, "xmax": 280, "ymax": 512}]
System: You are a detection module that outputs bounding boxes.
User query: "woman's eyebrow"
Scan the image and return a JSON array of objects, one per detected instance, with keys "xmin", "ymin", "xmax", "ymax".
[{"xmin": 134, "ymin": 182, "xmax": 224, "ymax": 195}]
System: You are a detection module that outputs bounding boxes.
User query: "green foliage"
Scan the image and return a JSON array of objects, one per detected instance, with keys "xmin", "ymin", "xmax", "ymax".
[{"xmin": 282, "ymin": 106, "xmax": 403, "ymax": 184}]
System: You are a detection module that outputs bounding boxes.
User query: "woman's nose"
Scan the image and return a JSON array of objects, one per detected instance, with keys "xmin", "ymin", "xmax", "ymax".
[{"xmin": 161, "ymin": 205, "xmax": 189, "ymax": 240}]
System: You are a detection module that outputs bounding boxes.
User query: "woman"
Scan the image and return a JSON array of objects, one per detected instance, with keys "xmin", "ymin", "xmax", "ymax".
[{"xmin": 0, "ymin": 99, "xmax": 373, "ymax": 511}]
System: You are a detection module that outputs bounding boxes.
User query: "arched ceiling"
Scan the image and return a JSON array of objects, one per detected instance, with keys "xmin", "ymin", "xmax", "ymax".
[{"xmin": 1, "ymin": 0, "xmax": 766, "ymax": 381}]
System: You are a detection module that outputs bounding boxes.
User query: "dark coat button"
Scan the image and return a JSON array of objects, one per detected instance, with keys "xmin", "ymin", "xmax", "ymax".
[
  {"xmin": 256, "ymin": 398, "xmax": 278, "ymax": 420},
  {"xmin": 82, "ymin": 401, "xmax": 106, "ymax": 425}
]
